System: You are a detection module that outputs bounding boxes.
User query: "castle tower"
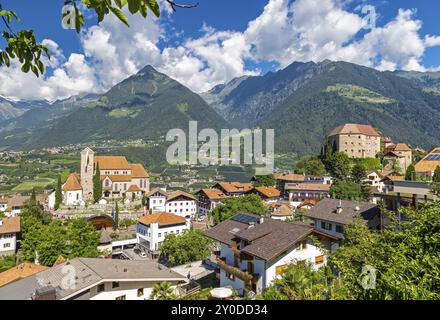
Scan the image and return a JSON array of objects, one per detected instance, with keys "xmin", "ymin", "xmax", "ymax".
[{"xmin": 80, "ymin": 147, "xmax": 95, "ymax": 202}]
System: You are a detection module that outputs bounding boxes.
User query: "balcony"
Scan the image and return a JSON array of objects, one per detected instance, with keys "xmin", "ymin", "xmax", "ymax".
[{"xmin": 216, "ymin": 257, "xmax": 259, "ymax": 284}]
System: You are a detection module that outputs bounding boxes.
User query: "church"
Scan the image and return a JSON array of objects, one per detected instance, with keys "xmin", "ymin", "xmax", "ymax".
[{"xmin": 49, "ymin": 147, "xmax": 150, "ymax": 207}]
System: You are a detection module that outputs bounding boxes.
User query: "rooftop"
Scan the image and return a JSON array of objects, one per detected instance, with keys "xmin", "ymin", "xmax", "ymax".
[
  {"xmin": 253, "ymin": 186, "xmax": 281, "ymax": 198},
  {"xmin": 214, "ymin": 182, "xmax": 253, "ymax": 194},
  {"xmin": 273, "ymin": 173, "xmax": 305, "ymax": 182},
  {"xmin": 303, "ymin": 198, "xmax": 379, "ymax": 225},
  {"xmin": 0, "ymin": 216, "xmax": 20, "ymax": 235},
  {"xmin": 138, "ymin": 212, "xmax": 187, "ymax": 227},
  {"xmin": 197, "ymin": 188, "xmax": 228, "ymax": 200},
  {"xmin": 285, "ymin": 183, "xmax": 331, "ymax": 192},
  {"xmin": 0, "ymin": 258, "xmax": 186, "ymax": 300},
  {"xmin": 0, "ymin": 263, "xmax": 48, "ymax": 288},
  {"xmin": 205, "ymin": 214, "xmax": 326, "ymax": 262},
  {"xmin": 63, "ymin": 172, "xmax": 82, "ymax": 192},
  {"xmin": 329, "ymin": 123, "xmax": 380, "ymax": 137}
]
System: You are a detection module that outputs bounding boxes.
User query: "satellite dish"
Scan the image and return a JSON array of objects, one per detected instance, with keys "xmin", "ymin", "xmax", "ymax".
[{"xmin": 210, "ymin": 287, "xmax": 233, "ymax": 299}]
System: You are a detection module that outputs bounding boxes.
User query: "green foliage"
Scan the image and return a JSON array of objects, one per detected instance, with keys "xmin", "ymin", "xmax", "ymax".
[
  {"xmin": 93, "ymin": 163, "xmax": 102, "ymax": 203},
  {"xmin": 0, "ymin": 255, "xmax": 16, "ymax": 273},
  {"xmin": 330, "ymin": 180, "xmax": 362, "ymax": 201},
  {"xmin": 149, "ymin": 282, "xmax": 176, "ymax": 300},
  {"xmin": 405, "ymin": 164, "xmax": 416, "ymax": 181},
  {"xmin": 211, "ymin": 194, "xmax": 267, "ymax": 225},
  {"xmin": 327, "ymin": 152, "xmax": 351, "ymax": 181},
  {"xmin": 20, "ymin": 198, "xmax": 52, "ymax": 225},
  {"xmin": 433, "ymin": 166, "xmax": 440, "ymax": 183},
  {"xmin": 55, "ymin": 175, "xmax": 62, "ymax": 210},
  {"xmin": 330, "ymin": 203, "xmax": 440, "ymax": 300},
  {"xmin": 295, "ymin": 156, "xmax": 327, "ymax": 176},
  {"xmin": 254, "ymin": 175, "xmax": 276, "ymax": 187},
  {"xmin": 19, "ymin": 215, "xmax": 100, "ymax": 266},
  {"xmin": 351, "ymin": 162, "xmax": 366, "ymax": 184},
  {"xmin": 160, "ymin": 230, "xmax": 212, "ymax": 267},
  {"xmin": 357, "ymin": 158, "xmax": 382, "ymax": 171}
]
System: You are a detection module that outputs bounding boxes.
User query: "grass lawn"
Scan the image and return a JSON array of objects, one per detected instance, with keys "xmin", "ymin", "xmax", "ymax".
[{"xmin": 11, "ymin": 178, "xmax": 55, "ymax": 192}]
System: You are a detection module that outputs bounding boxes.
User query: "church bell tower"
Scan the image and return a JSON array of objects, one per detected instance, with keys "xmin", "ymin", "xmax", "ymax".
[{"xmin": 80, "ymin": 147, "xmax": 95, "ymax": 202}]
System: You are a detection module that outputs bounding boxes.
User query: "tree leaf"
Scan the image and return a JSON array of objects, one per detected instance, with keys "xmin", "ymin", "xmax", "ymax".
[{"xmin": 109, "ymin": 6, "xmax": 129, "ymax": 26}]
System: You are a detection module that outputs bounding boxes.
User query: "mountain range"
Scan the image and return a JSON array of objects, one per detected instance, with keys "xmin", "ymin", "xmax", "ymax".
[{"xmin": 1, "ymin": 61, "xmax": 440, "ymax": 156}]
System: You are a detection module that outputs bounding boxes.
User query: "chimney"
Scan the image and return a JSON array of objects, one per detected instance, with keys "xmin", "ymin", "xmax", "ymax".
[
  {"xmin": 0, "ymin": 219, "xmax": 3, "ymax": 226},
  {"xmin": 248, "ymin": 222, "xmax": 256, "ymax": 229},
  {"xmin": 336, "ymin": 200, "xmax": 343, "ymax": 214},
  {"xmin": 355, "ymin": 206, "xmax": 360, "ymax": 212},
  {"xmin": 259, "ymin": 217, "xmax": 264, "ymax": 224}
]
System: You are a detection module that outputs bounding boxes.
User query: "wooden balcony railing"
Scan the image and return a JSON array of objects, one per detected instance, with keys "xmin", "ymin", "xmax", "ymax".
[{"xmin": 216, "ymin": 257, "xmax": 259, "ymax": 284}]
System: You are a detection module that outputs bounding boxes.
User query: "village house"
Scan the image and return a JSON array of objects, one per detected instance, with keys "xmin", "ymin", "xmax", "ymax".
[
  {"xmin": 364, "ymin": 171, "xmax": 385, "ymax": 192},
  {"xmin": 268, "ymin": 202, "xmax": 295, "ymax": 221},
  {"xmin": 0, "ymin": 258, "xmax": 186, "ymax": 300},
  {"xmin": 0, "ymin": 198, "xmax": 7, "ymax": 213},
  {"xmin": 0, "ymin": 217, "xmax": 20, "ymax": 256},
  {"xmin": 248, "ymin": 186, "xmax": 281, "ymax": 203},
  {"xmin": 303, "ymin": 199, "xmax": 381, "ymax": 239},
  {"xmin": 285, "ymin": 183, "xmax": 331, "ymax": 207},
  {"xmin": 383, "ymin": 143, "xmax": 413, "ymax": 174},
  {"xmin": 146, "ymin": 188, "xmax": 197, "ymax": 218},
  {"xmin": 273, "ymin": 173, "xmax": 305, "ymax": 194},
  {"xmin": 196, "ymin": 188, "xmax": 229, "ymax": 216},
  {"xmin": 204, "ymin": 213, "xmax": 338, "ymax": 295},
  {"xmin": 136, "ymin": 212, "xmax": 190, "ymax": 258},
  {"xmin": 212, "ymin": 182, "xmax": 253, "ymax": 197},
  {"xmin": 327, "ymin": 123, "xmax": 381, "ymax": 158}
]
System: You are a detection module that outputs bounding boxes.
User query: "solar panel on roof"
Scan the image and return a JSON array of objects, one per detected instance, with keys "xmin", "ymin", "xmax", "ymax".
[
  {"xmin": 231, "ymin": 213, "xmax": 260, "ymax": 224},
  {"xmin": 426, "ymin": 155, "xmax": 440, "ymax": 161}
]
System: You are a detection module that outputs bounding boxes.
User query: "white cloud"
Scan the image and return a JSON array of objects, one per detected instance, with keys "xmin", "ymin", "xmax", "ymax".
[{"xmin": 1, "ymin": 0, "xmax": 440, "ymax": 101}]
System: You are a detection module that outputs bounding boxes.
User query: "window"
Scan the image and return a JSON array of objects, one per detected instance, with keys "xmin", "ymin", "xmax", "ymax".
[
  {"xmin": 275, "ymin": 265, "xmax": 287, "ymax": 276},
  {"xmin": 315, "ymin": 255, "xmax": 325, "ymax": 265},
  {"xmin": 158, "ymin": 233, "xmax": 162, "ymax": 237},
  {"xmin": 137, "ymin": 288, "xmax": 144, "ymax": 297},
  {"xmin": 115, "ymin": 295, "xmax": 126, "ymax": 300},
  {"xmin": 112, "ymin": 281, "xmax": 119, "ymax": 289},
  {"xmin": 336, "ymin": 225, "xmax": 344, "ymax": 234},
  {"xmin": 3, "ymin": 243, "xmax": 11, "ymax": 248},
  {"xmin": 321, "ymin": 221, "xmax": 332, "ymax": 231},
  {"xmin": 97, "ymin": 284, "xmax": 105, "ymax": 292}
]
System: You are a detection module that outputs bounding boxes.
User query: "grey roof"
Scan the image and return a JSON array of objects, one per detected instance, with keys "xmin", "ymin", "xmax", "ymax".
[
  {"xmin": 204, "ymin": 214, "xmax": 317, "ymax": 262},
  {"xmin": 303, "ymin": 199, "xmax": 379, "ymax": 225},
  {"xmin": 237, "ymin": 220, "xmax": 314, "ymax": 261},
  {"xmin": 0, "ymin": 258, "xmax": 185, "ymax": 300}
]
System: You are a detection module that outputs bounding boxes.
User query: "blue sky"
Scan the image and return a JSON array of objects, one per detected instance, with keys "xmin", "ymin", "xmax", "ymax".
[{"xmin": 2, "ymin": 0, "xmax": 440, "ymax": 100}]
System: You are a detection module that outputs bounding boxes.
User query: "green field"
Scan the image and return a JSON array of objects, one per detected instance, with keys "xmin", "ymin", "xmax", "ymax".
[{"xmin": 11, "ymin": 178, "xmax": 55, "ymax": 192}]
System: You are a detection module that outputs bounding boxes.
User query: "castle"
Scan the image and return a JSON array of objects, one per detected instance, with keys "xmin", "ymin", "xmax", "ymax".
[{"xmin": 50, "ymin": 147, "xmax": 150, "ymax": 207}]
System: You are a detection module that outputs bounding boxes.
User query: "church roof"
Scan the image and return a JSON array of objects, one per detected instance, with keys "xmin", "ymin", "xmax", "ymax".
[
  {"xmin": 94, "ymin": 156, "xmax": 131, "ymax": 170},
  {"xmin": 63, "ymin": 173, "xmax": 82, "ymax": 191}
]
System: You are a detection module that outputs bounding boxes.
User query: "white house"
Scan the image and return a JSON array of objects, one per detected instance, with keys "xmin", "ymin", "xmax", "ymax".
[
  {"xmin": 0, "ymin": 198, "xmax": 7, "ymax": 213},
  {"xmin": 0, "ymin": 217, "xmax": 20, "ymax": 256},
  {"xmin": 147, "ymin": 188, "xmax": 197, "ymax": 219},
  {"xmin": 136, "ymin": 212, "xmax": 190, "ymax": 258},
  {"xmin": 196, "ymin": 189, "xmax": 229, "ymax": 216},
  {"xmin": 364, "ymin": 171, "xmax": 385, "ymax": 192},
  {"xmin": 304, "ymin": 199, "xmax": 381, "ymax": 239},
  {"xmin": 0, "ymin": 258, "xmax": 187, "ymax": 300},
  {"xmin": 204, "ymin": 213, "xmax": 338, "ymax": 295}
]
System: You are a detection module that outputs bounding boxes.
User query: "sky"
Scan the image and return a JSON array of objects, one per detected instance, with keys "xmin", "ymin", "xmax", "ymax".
[{"xmin": 2, "ymin": 0, "xmax": 440, "ymax": 101}]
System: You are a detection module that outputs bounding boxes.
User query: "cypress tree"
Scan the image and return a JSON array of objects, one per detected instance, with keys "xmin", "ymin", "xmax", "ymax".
[
  {"xmin": 55, "ymin": 175, "xmax": 62, "ymax": 210},
  {"xmin": 93, "ymin": 163, "xmax": 102, "ymax": 203},
  {"xmin": 405, "ymin": 164, "xmax": 416, "ymax": 181},
  {"xmin": 114, "ymin": 201, "xmax": 119, "ymax": 230}
]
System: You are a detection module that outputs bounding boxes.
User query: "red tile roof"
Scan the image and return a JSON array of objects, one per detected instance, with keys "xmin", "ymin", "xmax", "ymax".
[{"xmin": 138, "ymin": 212, "xmax": 187, "ymax": 227}]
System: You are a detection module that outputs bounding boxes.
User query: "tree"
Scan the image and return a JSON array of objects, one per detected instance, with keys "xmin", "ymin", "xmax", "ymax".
[
  {"xmin": 93, "ymin": 162, "xmax": 102, "ymax": 203},
  {"xmin": 330, "ymin": 180, "xmax": 362, "ymax": 201},
  {"xmin": 114, "ymin": 202, "xmax": 120, "ymax": 229},
  {"xmin": 21, "ymin": 197, "xmax": 52, "ymax": 224},
  {"xmin": 66, "ymin": 217, "xmax": 100, "ymax": 258},
  {"xmin": 321, "ymin": 139, "xmax": 334, "ymax": 171},
  {"xmin": 160, "ymin": 230, "xmax": 212, "ymax": 266},
  {"xmin": 351, "ymin": 162, "xmax": 366, "ymax": 184},
  {"xmin": 141, "ymin": 193, "xmax": 147, "ymax": 206},
  {"xmin": 254, "ymin": 175, "xmax": 276, "ymax": 187},
  {"xmin": 0, "ymin": 255, "xmax": 17, "ymax": 273},
  {"xmin": 149, "ymin": 282, "xmax": 176, "ymax": 300},
  {"xmin": 295, "ymin": 156, "xmax": 326, "ymax": 176},
  {"xmin": 405, "ymin": 164, "xmax": 416, "ymax": 181},
  {"xmin": 330, "ymin": 203, "xmax": 440, "ymax": 300},
  {"xmin": 211, "ymin": 194, "xmax": 267, "ymax": 225},
  {"xmin": 55, "ymin": 175, "xmax": 62, "ymax": 210},
  {"xmin": 433, "ymin": 166, "xmax": 440, "ymax": 182},
  {"xmin": 0, "ymin": 1, "xmax": 196, "ymax": 76},
  {"xmin": 327, "ymin": 152, "xmax": 351, "ymax": 181},
  {"xmin": 19, "ymin": 216, "xmax": 100, "ymax": 266},
  {"xmin": 30, "ymin": 188, "xmax": 37, "ymax": 205}
]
